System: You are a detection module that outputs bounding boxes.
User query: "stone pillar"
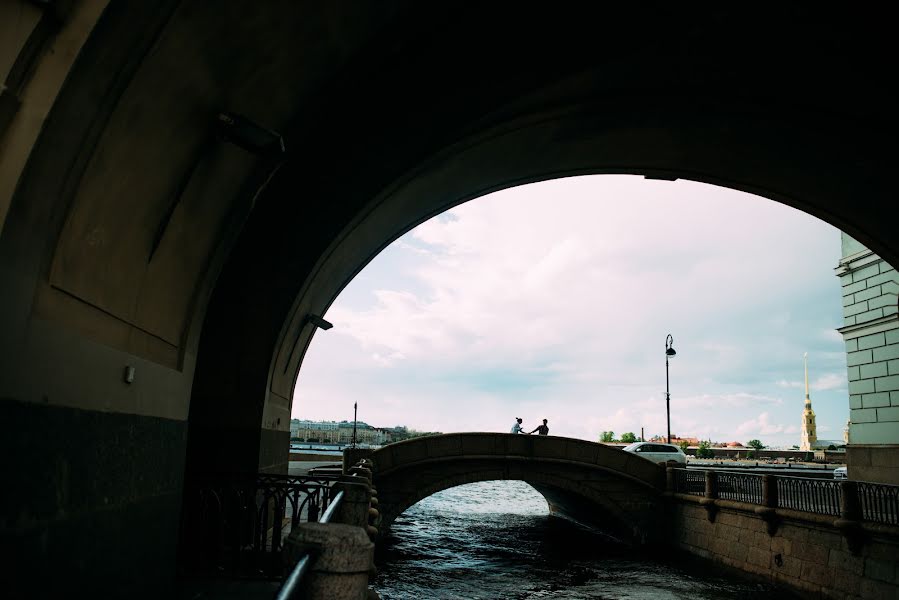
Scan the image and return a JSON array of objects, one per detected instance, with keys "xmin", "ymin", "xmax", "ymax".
[
  {"xmin": 839, "ymin": 480, "xmax": 861, "ymax": 521},
  {"xmin": 331, "ymin": 481, "xmax": 372, "ymax": 528},
  {"xmin": 343, "ymin": 448, "xmax": 374, "ymax": 472},
  {"xmin": 704, "ymin": 470, "xmax": 719, "ymax": 499},
  {"xmin": 666, "ymin": 466, "xmax": 676, "ymax": 493},
  {"xmin": 762, "ymin": 474, "xmax": 778, "ymax": 508},
  {"xmin": 282, "ymin": 522, "xmax": 374, "ymax": 600}
]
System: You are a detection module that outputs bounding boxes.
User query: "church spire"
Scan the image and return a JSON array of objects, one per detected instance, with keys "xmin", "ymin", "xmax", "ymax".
[{"xmin": 800, "ymin": 352, "xmax": 817, "ymax": 451}]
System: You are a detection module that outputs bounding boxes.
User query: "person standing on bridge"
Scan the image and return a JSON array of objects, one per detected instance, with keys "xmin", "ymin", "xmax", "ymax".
[
  {"xmin": 529, "ymin": 419, "xmax": 549, "ymax": 435},
  {"xmin": 510, "ymin": 417, "xmax": 524, "ymax": 434}
]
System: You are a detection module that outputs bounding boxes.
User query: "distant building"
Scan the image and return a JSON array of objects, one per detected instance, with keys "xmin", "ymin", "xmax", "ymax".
[
  {"xmin": 800, "ymin": 352, "xmax": 818, "ymax": 451},
  {"xmin": 835, "ymin": 233, "xmax": 899, "ymax": 483}
]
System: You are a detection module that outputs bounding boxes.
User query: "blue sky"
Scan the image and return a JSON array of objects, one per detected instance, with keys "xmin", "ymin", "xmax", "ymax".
[{"xmin": 293, "ymin": 176, "xmax": 849, "ymax": 447}]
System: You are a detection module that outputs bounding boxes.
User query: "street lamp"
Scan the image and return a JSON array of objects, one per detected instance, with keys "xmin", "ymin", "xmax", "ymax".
[{"xmin": 665, "ymin": 334, "xmax": 676, "ymax": 444}]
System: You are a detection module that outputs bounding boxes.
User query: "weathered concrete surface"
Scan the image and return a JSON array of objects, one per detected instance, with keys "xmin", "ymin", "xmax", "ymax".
[{"xmin": 370, "ymin": 433, "xmax": 664, "ymax": 544}]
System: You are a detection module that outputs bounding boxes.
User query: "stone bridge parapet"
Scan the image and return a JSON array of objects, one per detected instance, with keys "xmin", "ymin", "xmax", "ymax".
[{"xmin": 366, "ymin": 433, "xmax": 666, "ymax": 544}]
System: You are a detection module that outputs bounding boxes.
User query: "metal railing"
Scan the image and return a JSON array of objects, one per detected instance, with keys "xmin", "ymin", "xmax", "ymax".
[
  {"xmin": 671, "ymin": 468, "xmax": 899, "ymax": 527},
  {"xmin": 717, "ymin": 472, "xmax": 764, "ymax": 504},
  {"xmin": 275, "ymin": 490, "xmax": 345, "ymax": 600},
  {"xmin": 182, "ymin": 473, "xmax": 339, "ymax": 578},
  {"xmin": 776, "ymin": 476, "xmax": 842, "ymax": 516},
  {"xmin": 673, "ymin": 469, "xmax": 706, "ymax": 496},
  {"xmin": 858, "ymin": 481, "xmax": 899, "ymax": 526}
]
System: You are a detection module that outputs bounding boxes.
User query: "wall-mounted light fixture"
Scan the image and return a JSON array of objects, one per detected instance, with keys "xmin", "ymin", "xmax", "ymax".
[
  {"xmin": 306, "ymin": 314, "xmax": 333, "ymax": 330},
  {"xmin": 216, "ymin": 112, "xmax": 285, "ymax": 157},
  {"xmin": 123, "ymin": 366, "xmax": 135, "ymax": 384}
]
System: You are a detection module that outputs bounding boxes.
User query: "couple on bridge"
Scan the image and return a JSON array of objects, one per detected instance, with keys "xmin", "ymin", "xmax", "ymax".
[{"xmin": 510, "ymin": 417, "xmax": 549, "ymax": 435}]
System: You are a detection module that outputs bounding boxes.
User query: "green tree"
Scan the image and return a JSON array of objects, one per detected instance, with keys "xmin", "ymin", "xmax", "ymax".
[
  {"xmin": 696, "ymin": 440, "xmax": 714, "ymax": 459},
  {"xmin": 600, "ymin": 431, "xmax": 615, "ymax": 443},
  {"xmin": 747, "ymin": 439, "xmax": 765, "ymax": 452},
  {"xmin": 620, "ymin": 432, "xmax": 637, "ymax": 443},
  {"xmin": 677, "ymin": 440, "xmax": 689, "ymax": 452}
]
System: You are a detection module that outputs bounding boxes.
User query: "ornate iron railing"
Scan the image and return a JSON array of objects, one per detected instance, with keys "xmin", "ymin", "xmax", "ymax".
[
  {"xmin": 858, "ymin": 481, "xmax": 899, "ymax": 526},
  {"xmin": 673, "ymin": 469, "xmax": 706, "ymax": 496},
  {"xmin": 776, "ymin": 476, "xmax": 842, "ymax": 516},
  {"xmin": 717, "ymin": 472, "xmax": 764, "ymax": 504},
  {"xmin": 182, "ymin": 473, "xmax": 339, "ymax": 578}
]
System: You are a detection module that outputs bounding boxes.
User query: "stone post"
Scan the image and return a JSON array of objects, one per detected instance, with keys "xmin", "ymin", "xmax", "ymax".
[
  {"xmin": 330, "ymin": 481, "xmax": 372, "ymax": 528},
  {"xmin": 835, "ymin": 480, "xmax": 863, "ymax": 554},
  {"xmin": 282, "ymin": 522, "xmax": 374, "ymax": 600},
  {"xmin": 762, "ymin": 474, "xmax": 778, "ymax": 508},
  {"xmin": 839, "ymin": 480, "xmax": 861, "ymax": 521},
  {"xmin": 666, "ymin": 466, "xmax": 676, "ymax": 493},
  {"xmin": 704, "ymin": 470, "xmax": 718, "ymax": 499},
  {"xmin": 342, "ymin": 448, "xmax": 374, "ymax": 473}
]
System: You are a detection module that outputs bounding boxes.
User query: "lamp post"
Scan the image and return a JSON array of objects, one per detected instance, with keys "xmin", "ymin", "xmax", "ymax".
[
  {"xmin": 665, "ymin": 334, "xmax": 676, "ymax": 444},
  {"xmin": 351, "ymin": 402, "xmax": 358, "ymax": 449}
]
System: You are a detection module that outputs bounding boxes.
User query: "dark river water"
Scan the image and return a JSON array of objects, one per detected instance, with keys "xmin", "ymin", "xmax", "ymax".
[{"xmin": 372, "ymin": 481, "xmax": 797, "ymax": 600}]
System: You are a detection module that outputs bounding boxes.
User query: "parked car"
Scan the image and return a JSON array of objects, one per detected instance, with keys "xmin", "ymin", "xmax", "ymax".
[
  {"xmin": 622, "ymin": 442, "xmax": 687, "ymax": 465},
  {"xmin": 833, "ymin": 466, "xmax": 848, "ymax": 480}
]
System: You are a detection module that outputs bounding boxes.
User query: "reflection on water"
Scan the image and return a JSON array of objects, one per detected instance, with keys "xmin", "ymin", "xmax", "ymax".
[{"xmin": 373, "ymin": 481, "xmax": 797, "ymax": 600}]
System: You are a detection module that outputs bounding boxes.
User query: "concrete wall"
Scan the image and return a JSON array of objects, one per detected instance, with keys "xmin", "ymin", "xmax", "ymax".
[
  {"xmin": 836, "ymin": 233, "xmax": 899, "ymax": 483},
  {"xmin": 671, "ymin": 497, "xmax": 899, "ymax": 599}
]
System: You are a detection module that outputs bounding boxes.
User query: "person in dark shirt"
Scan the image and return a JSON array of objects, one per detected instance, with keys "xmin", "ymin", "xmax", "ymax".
[{"xmin": 529, "ymin": 419, "xmax": 549, "ymax": 435}]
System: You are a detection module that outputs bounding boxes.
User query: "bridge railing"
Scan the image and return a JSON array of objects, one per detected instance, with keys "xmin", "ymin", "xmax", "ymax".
[
  {"xmin": 670, "ymin": 468, "xmax": 899, "ymax": 527},
  {"xmin": 776, "ymin": 476, "xmax": 841, "ymax": 516}
]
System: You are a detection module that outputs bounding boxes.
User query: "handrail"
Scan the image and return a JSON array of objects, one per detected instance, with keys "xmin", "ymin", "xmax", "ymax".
[
  {"xmin": 319, "ymin": 490, "xmax": 345, "ymax": 524},
  {"xmin": 274, "ymin": 490, "xmax": 347, "ymax": 600}
]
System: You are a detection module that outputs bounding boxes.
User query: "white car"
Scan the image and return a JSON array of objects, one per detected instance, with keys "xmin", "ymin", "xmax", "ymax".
[
  {"xmin": 833, "ymin": 466, "xmax": 848, "ymax": 480},
  {"xmin": 622, "ymin": 441, "xmax": 687, "ymax": 465}
]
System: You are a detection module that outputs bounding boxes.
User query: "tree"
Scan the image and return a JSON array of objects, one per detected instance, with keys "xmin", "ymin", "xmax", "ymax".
[
  {"xmin": 677, "ymin": 440, "xmax": 689, "ymax": 452},
  {"xmin": 696, "ymin": 440, "xmax": 714, "ymax": 459},
  {"xmin": 600, "ymin": 431, "xmax": 615, "ymax": 443},
  {"xmin": 747, "ymin": 439, "xmax": 765, "ymax": 452},
  {"xmin": 620, "ymin": 432, "xmax": 637, "ymax": 443}
]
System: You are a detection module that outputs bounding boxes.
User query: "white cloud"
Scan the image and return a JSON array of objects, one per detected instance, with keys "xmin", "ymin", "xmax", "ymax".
[
  {"xmin": 296, "ymin": 176, "xmax": 848, "ymax": 447},
  {"xmin": 736, "ymin": 412, "xmax": 794, "ymax": 436}
]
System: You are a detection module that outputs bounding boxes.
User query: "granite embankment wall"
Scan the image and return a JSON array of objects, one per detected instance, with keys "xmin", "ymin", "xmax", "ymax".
[{"xmin": 670, "ymin": 496, "xmax": 899, "ymax": 599}]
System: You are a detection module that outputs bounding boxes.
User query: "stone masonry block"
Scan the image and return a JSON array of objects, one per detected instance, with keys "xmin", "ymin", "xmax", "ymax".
[
  {"xmin": 717, "ymin": 512, "xmax": 740, "ymax": 527},
  {"xmin": 843, "ymin": 280, "xmax": 865, "ymax": 294},
  {"xmin": 849, "ymin": 379, "xmax": 875, "ymax": 395},
  {"xmin": 883, "ymin": 281, "xmax": 899, "ymax": 295},
  {"xmin": 870, "ymin": 294, "xmax": 898, "ymax": 310},
  {"xmin": 859, "ymin": 308, "xmax": 886, "ymax": 322},
  {"xmin": 873, "ymin": 344, "xmax": 899, "ymax": 362},
  {"xmin": 847, "ymin": 364, "xmax": 860, "ymax": 379},
  {"xmin": 869, "ymin": 269, "xmax": 898, "ymax": 285},
  {"xmin": 747, "ymin": 546, "xmax": 770, "ymax": 569},
  {"xmin": 843, "ymin": 293, "xmax": 855, "ymax": 307},
  {"xmin": 847, "ymin": 349, "xmax": 873, "ymax": 366},
  {"xmin": 892, "ymin": 391, "xmax": 899, "ymax": 406},
  {"xmin": 875, "ymin": 374, "xmax": 899, "ymax": 392},
  {"xmin": 886, "ymin": 329, "xmax": 899, "ymax": 345},
  {"xmin": 829, "ymin": 548, "xmax": 864, "ymax": 576},
  {"xmin": 861, "ymin": 362, "xmax": 889, "ymax": 379},
  {"xmin": 793, "ymin": 542, "xmax": 829, "ymax": 565},
  {"xmin": 865, "ymin": 557, "xmax": 896, "ymax": 583},
  {"xmin": 845, "ymin": 315, "xmax": 857, "ymax": 326},
  {"xmin": 888, "ymin": 359, "xmax": 899, "ymax": 376},
  {"xmin": 852, "ymin": 408, "xmax": 877, "ymax": 423},
  {"xmin": 849, "ymin": 395, "xmax": 862, "ymax": 409},
  {"xmin": 844, "ymin": 301, "xmax": 869, "ymax": 317},
  {"xmin": 860, "ymin": 578, "xmax": 899, "ymax": 600},
  {"xmin": 800, "ymin": 561, "xmax": 833, "ymax": 588},
  {"xmin": 859, "ymin": 332, "xmax": 886, "ymax": 350},
  {"xmin": 887, "ymin": 304, "xmax": 898, "ymax": 316},
  {"xmin": 853, "ymin": 263, "xmax": 881, "ymax": 282},
  {"xmin": 862, "ymin": 392, "xmax": 891, "ymax": 408},
  {"xmin": 832, "ymin": 570, "xmax": 862, "ymax": 596},
  {"xmin": 856, "ymin": 286, "xmax": 883, "ymax": 302},
  {"xmin": 876, "ymin": 406, "xmax": 899, "ymax": 422},
  {"xmin": 808, "ymin": 528, "xmax": 841, "ymax": 548},
  {"xmin": 770, "ymin": 536, "xmax": 792, "ymax": 555}
]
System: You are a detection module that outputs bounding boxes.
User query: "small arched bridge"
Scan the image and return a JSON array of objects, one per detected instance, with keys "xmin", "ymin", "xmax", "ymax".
[{"xmin": 365, "ymin": 433, "xmax": 667, "ymax": 544}]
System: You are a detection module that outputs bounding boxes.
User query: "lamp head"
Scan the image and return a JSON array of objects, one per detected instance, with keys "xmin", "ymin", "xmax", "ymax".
[{"xmin": 666, "ymin": 347, "xmax": 676, "ymax": 357}]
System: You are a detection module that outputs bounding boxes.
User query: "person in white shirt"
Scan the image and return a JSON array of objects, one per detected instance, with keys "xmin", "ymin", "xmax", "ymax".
[{"xmin": 510, "ymin": 417, "xmax": 524, "ymax": 434}]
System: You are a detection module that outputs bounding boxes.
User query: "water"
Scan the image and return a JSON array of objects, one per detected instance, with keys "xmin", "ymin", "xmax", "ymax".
[{"xmin": 373, "ymin": 481, "xmax": 797, "ymax": 600}]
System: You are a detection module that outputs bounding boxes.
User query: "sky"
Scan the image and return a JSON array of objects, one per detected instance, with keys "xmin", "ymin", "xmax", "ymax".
[{"xmin": 293, "ymin": 175, "xmax": 849, "ymax": 448}]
